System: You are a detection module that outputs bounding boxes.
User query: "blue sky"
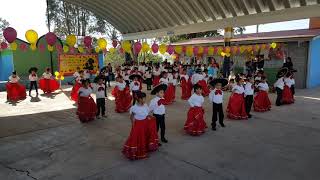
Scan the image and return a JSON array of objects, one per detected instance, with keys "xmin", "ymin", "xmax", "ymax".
[{"xmin": 0, "ymin": 0, "xmax": 310, "ymax": 41}]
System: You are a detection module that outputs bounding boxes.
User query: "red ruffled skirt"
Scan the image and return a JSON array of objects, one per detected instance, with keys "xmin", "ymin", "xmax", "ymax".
[
  {"xmin": 6, "ymin": 82, "xmax": 27, "ymax": 101},
  {"xmin": 227, "ymin": 93, "xmax": 248, "ymax": 120},
  {"xmin": 197, "ymin": 80, "xmax": 210, "ymax": 97},
  {"xmin": 254, "ymin": 91, "xmax": 271, "ymax": 112},
  {"xmin": 282, "ymin": 85, "xmax": 294, "ymax": 104},
  {"xmin": 112, "ymin": 86, "xmax": 132, "ymax": 113},
  {"xmin": 181, "ymin": 78, "xmax": 191, "ymax": 100},
  {"xmin": 184, "ymin": 107, "xmax": 207, "ymax": 136},
  {"xmin": 71, "ymin": 83, "xmax": 82, "ymax": 101},
  {"xmin": 39, "ymin": 79, "xmax": 60, "ymax": 93},
  {"xmin": 122, "ymin": 116, "xmax": 159, "ymax": 160},
  {"xmin": 163, "ymin": 83, "xmax": 175, "ymax": 105},
  {"xmin": 152, "ymin": 75, "xmax": 160, "ymax": 86},
  {"xmin": 76, "ymin": 96, "xmax": 97, "ymax": 123}
]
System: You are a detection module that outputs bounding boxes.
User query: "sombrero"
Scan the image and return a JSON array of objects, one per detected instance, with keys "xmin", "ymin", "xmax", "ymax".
[
  {"xmin": 129, "ymin": 74, "xmax": 142, "ymax": 80},
  {"xmin": 195, "ymin": 68, "xmax": 202, "ymax": 73},
  {"xmin": 151, "ymin": 84, "xmax": 167, "ymax": 95},
  {"xmin": 277, "ymin": 67, "xmax": 289, "ymax": 78},
  {"xmin": 28, "ymin": 67, "xmax": 38, "ymax": 73},
  {"xmin": 209, "ymin": 78, "xmax": 228, "ymax": 87}
]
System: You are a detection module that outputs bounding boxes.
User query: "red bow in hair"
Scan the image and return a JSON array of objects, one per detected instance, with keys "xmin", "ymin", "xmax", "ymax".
[
  {"xmin": 134, "ymin": 82, "xmax": 139, "ymax": 86},
  {"xmin": 32, "ymin": 74, "xmax": 36, "ymax": 77},
  {"xmin": 215, "ymin": 90, "xmax": 222, "ymax": 95},
  {"xmin": 158, "ymin": 99, "xmax": 165, "ymax": 106},
  {"xmin": 98, "ymin": 87, "xmax": 104, "ymax": 91}
]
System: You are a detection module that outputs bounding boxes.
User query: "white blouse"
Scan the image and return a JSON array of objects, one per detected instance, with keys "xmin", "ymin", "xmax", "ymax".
[
  {"xmin": 130, "ymin": 81, "xmax": 140, "ymax": 91},
  {"xmin": 78, "ymin": 87, "xmax": 92, "ymax": 97},
  {"xmin": 159, "ymin": 78, "xmax": 169, "ymax": 85},
  {"xmin": 274, "ymin": 77, "xmax": 284, "ymax": 90},
  {"xmin": 188, "ymin": 93, "xmax": 204, "ymax": 107},
  {"xmin": 232, "ymin": 85, "xmax": 245, "ymax": 94},
  {"xmin": 191, "ymin": 73, "xmax": 204, "ymax": 85},
  {"xmin": 116, "ymin": 81, "xmax": 126, "ymax": 91},
  {"xmin": 29, "ymin": 74, "xmax": 38, "ymax": 81},
  {"xmin": 130, "ymin": 104, "xmax": 149, "ymax": 120},
  {"xmin": 244, "ymin": 82, "xmax": 254, "ymax": 96},
  {"xmin": 153, "ymin": 69, "xmax": 161, "ymax": 76},
  {"xmin": 149, "ymin": 96, "xmax": 165, "ymax": 115},
  {"xmin": 209, "ymin": 89, "xmax": 223, "ymax": 104},
  {"xmin": 9, "ymin": 76, "xmax": 20, "ymax": 83},
  {"xmin": 42, "ymin": 72, "xmax": 52, "ymax": 79},
  {"xmin": 284, "ymin": 78, "xmax": 294, "ymax": 88},
  {"xmin": 257, "ymin": 82, "xmax": 269, "ymax": 91},
  {"xmin": 180, "ymin": 74, "xmax": 189, "ymax": 81}
]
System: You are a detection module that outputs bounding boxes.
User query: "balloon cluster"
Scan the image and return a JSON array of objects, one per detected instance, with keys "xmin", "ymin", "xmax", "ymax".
[{"xmin": 54, "ymin": 71, "xmax": 65, "ymax": 80}]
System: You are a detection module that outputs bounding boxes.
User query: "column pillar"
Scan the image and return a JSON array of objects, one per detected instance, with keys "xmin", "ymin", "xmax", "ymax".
[{"xmin": 223, "ymin": 27, "xmax": 233, "ymax": 78}]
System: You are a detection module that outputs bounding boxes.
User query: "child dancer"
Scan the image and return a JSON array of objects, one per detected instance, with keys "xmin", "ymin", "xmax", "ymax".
[
  {"xmin": 184, "ymin": 84, "xmax": 207, "ymax": 136},
  {"xmin": 28, "ymin": 67, "xmax": 39, "ymax": 96},
  {"xmin": 129, "ymin": 74, "xmax": 142, "ymax": 105},
  {"xmin": 226, "ymin": 77, "xmax": 248, "ymax": 120},
  {"xmin": 244, "ymin": 75, "xmax": 254, "ymax": 118},
  {"xmin": 274, "ymin": 68, "xmax": 286, "ymax": 106},
  {"xmin": 150, "ymin": 84, "xmax": 168, "ymax": 144},
  {"xmin": 71, "ymin": 70, "xmax": 84, "ymax": 102},
  {"xmin": 77, "ymin": 79, "xmax": 97, "ymax": 123},
  {"xmin": 6, "ymin": 71, "xmax": 27, "ymax": 101},
  {"xmin": 282, "ymin": 72, "xmax": 295, "ymax": 104},
  {"xmin": 122, "ymin": 92, "xmax": 159, "ymax": 160},
  {"xmin": 209, "ymin": 79, "xmax": 228, "ymax": 131},
  {"xmin": 39, "ymin": 68, "xmax": 59, "ymax": 94},
  {"xmin": 254, "ymin": 76, "xmax": 271, "ymax": 112},
  {"xmin": 163, "ymin": 69, "xmax": 175, "ymax": 105},
  {"xmin": 92, "ymin": 76, "xmax": 107, "ymax": 119},
  {"xmin": 112, "ymin": 76, "xmax": 132, "ymax": 113},
  {"xmin": 192, "ymin": 69, "xmax": 210, "ymax": 96},
  {"xmin": 180, "ymin": 68, "xmax": 191, "ymax": 100},
  {"xmin": 144, "ymin": 67, "xmax": 152, "ymax": 90}
]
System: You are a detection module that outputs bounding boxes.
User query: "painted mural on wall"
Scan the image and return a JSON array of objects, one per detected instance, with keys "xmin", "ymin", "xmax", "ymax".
[{"xmin": 58, "ymin": 54, "xmax": 99, "ymax": 76}]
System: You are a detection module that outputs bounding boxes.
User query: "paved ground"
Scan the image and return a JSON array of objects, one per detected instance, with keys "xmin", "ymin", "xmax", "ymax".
[{"xmin": 0, "ymin": 85, "xmax": 320, "ymax": 180}]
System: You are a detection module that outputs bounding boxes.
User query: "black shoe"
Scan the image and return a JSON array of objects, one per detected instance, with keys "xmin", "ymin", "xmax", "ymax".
[
  {"xmin": 212, "ymin": 127, "xmax": 217, "ymax": 131},
  {"xmin": 248, "ymin": 114, "xmax": 252, "ymax": 118},
  {"xmin": 161, "ymin": 138, "xmax": 168, "ymax": 143},
  {"xmin": 220, "ymin": 123, "xmax": 225, "ymax": 127},
  {"xmin": 158, "ymin": 143, "xmax": 162, "ymax": 146}
]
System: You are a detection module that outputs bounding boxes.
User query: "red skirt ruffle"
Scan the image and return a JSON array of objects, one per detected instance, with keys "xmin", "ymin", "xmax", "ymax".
[
  {"xmin": 6, "ymin": 82, "xmax": 27, "ymax": 101},
  {"xmin": 197, "ymin": 80, "xmax": 210, "ymax": 97},
  {"xmin": 71, "ymin": 83, "xmax": 82, "ymax": 101},
  {"xmin": 112, "ymin": 86, "xmax": 132, "ymax": 113},
  {"xmin": 184, "ymin": 107, "xmax": 207, "ymax": 136},
  {"xmin": 254, "ymin": 91, "xmax": 271, "ymax": 112},
  {"xmin": 76, "ymin": 96, "xmax": 97, "ymax": 123},
  {"xmin": 227, "ymin": 93, "xmax": 248, "ymax": 120},
  {"xmin": 163, "ymin": 83, "xmax": 175, "ymax": 105},
  {"xmin": 122, "ymin": 116, "xmax": 159, "ymax": 160},
  {"xmin": 282, "ymin": 85, "xmax": 294, "ymax": 104},
  {"xmin": 39, "ymin": 79, "xmax": 60, "ymax": 93},
  {"xmin": 152, "ymin": 75, "xmax": 160, "ymax": 86},
  {"xmin": 181, "ymin": 78, "xmax": 191, "ymax": 100}
]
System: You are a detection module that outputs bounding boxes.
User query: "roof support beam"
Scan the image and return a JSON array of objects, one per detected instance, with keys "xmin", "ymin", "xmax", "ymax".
[
  {"xmin": 283, "ymin": 0, "xmax": 291, "ymax": 8},
  {"xmin": 299, "ymin": 0, "xmax": 307, "ymax": 6},
  {"xmin": 178, "ymin": 0, "xmax": 199, "ymax": 23},
  {"xmin": 234, "ymin": 0, "xmax": 249, "ymax": 15},
  {"xmin": 266, "ymin": 0, "xmax": 276, "ymax": 11},
  {"xmin": 140, "ymin": 0, "xmax": 171, "ymax": 28},
  {"xmin": 223, "ymin": 0, "xmax": 238, "ymax": 17},
  {"xmin": 250, "ymin": 0, "xmax": 262, "ymax": 13},
  {"xmin": 158, "ymin": 0, "xmax": 185, "ymax": 25},
  {"xmin": 214, "ymin": 0, "xmax": 229, "ymax": 18},
  {"xmin": 202, "ymin": 0, "xmax": 218, "ymax": 20},
  {"xmin": 190, "ymin": 0, "xmax": 208, "ymax": 22},
  {"xmin": 170, "ymin": 0, "xmax": 194, "ymax": 24}
]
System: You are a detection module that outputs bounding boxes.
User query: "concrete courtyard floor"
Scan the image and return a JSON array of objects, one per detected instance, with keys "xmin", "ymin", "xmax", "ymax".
[{"xmin": 0, "ymin": 85, "xmax": 320, "ymax": 180}]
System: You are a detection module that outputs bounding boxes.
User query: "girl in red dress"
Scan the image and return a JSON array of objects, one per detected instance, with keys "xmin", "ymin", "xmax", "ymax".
[
  {"xmin": 76, "ymin": 79, "xmax": 97, "ymax": 123},
  {"xmin": 152, "ymin": 65, "xmax": 161, "ymax": 87},
  {"xmin": 112, "ymin": 76, "xmax": 132, "ymax": 113},
  {"xmin": 122, "ymin": 92, "xmax": 159, "ymax": 160},
  {"xmin": 71, "ymin": 70, "xmax": 84, "ymax": 102},
  {"xmin": 184, "ymin": 84, "xmax": 207, "ymax": 136},
  {"xmin": 192, "ymin": 69, "xmax": 210, "ymax": 97},
  {"xmin": 254, "ymin": 76, "xmax": 272, "ymax": 112},
  {"xmin": 39, "ymin": 68, "xmax": 60, "ymax": 94},
  {"xmin": 180, "ymin": 69, "xmax": 191, "ymax": 100},
  {"xmin": 282, "ymin": 72, "xmax": 295, "ymax": 104},
  {"xmin": 227, "ymin": 77, "xmax": 248, "ymax": 120},
  {"xmin": 160, "ymin": 71, "xmax": 175, "ymax": 105},
  {"xmin": 6, "ymin": 71, "xmax": 27, "ymax": 101}
]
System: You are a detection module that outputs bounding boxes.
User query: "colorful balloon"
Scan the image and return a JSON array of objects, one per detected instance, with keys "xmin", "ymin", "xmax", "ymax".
[
  {"xmin": 208, "ymin": 47, "xmax": 214, "ymax": 56},
  {"xmin": 63, "ymin": 46, "xmax": 69, "ymax": 53},
  {"xmin": 66, "ymin": 35, "xmax": 76, "ymax": 47},
  {"xmin": 159, "ymin": 44, "xmax": 167, "ymax": 54},
  {"xmin": 122, "ymin": 41, "xmax": 131, "ymax": 53},
  {"xmin": 193, "ymin": 46, "xmax": 199, "ymax": 55},
  {"xmin": 1, "ymin": 42, "xmax": 8, "ymax": 49},
  {"xmin": 30, "ymin": 44, "xmax": 37, "ymax": 51},
  {"xmin": 83, "ymin": 36, "xmax": 92, "ymax": 48},
  {"xmin": 25, "ymin": 30, "xmax": 38, "ymax": 44},
  {"xmin": 97, "ymin": 38, "xmax": 107, "ymax": 50},
  {"xmin": 151, "ymin": 43, "xmax": 159, "ymax": 53},
  {"xmin": 45, "ymin": 32, "xmax": 57, "ymax": 46},
  {"xmin": 47, "ymin": 45, "xmax": 54, "ymax": 52},
  {"xmin": 3, "ymin": 27, "xmax": 17, "ymax": 43},
  {"xmin": 167, "ymin": 45, "xmax": 174, "ymax": 55},
  {"xmin": 142, "ymin": 42, "xmax": 150, "ymax": 53},
  {"xmin": 95, "ymin": 46, "xmax": 101, "ymax": 53},
  {"xmin": 134, "ymin": 41, "xmax": 142, "ymax": 54},
  {"xmin": 186, "ymin": 46, "xmax": 193, "ymax": 57},
  {"xmin": 174, "ymin": 45, "xmax": 182, "ymax": 54},
  {"xmin": 271, "ymin": 42, "xmax": 277, "ymax": 49},
  {"xmin": 78, "ymin": 46, "xmax": 84, "ymax": 53},
  {"xmin": 54, "ymin": 71, "xmax": 60, "ymax": 76},
  {"xmin": 203, "ymin": 47, "xmax": 208, "ymax": 55},
  {"xmin": 10, "ymin": 42, "xmax": 17, "ymax": 51}
]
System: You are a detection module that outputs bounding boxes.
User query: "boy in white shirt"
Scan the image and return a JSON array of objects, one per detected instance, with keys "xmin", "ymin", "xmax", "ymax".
[
  {"xmin": 150, "ymin": 84, "xmax": 168, "ymax": 144},
  {"xmin": 274, "ymin": 68, "xmax": 287, "ymax": 106},
  {"xmin": 28, "ymin": 67, "xmax": 39, "ymax": 96},
  {"xmin": 92, "ymin": 76, "xmax": 106, "ymax": 119},
  {"xmin": 130, "ymin": 75, "xmax": 141, "ymax": 105},
  {"xmin": 244, "ymin": 75, "xmax": 254, "ymax": 118}
]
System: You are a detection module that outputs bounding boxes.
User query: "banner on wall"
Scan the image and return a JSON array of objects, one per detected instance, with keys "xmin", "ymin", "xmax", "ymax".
[{"xmin": 58, "ymin": 54, "xmax": 99, "ymax": 76}]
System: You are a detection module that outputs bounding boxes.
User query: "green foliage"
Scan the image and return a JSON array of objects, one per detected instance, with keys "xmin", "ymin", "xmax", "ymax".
[
  {"xmin": 105, "ymin": 52, "xmax": 125, "ymax": 67},
  {"xmin": 138, "ymin": 52, "xmax": 163, "ymax": 63}
]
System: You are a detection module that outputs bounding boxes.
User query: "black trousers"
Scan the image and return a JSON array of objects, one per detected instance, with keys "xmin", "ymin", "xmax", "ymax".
[
  {"xmin": 276, "ymin": 87, "xmax": 283, "ymax": 106},
  {"xmin": 29, "ymin": 81, "xmax": 38, "ymax": 94},
  {"xmin": 132, "ymin": 90, "xmax": 140, "ymax": 105},
  {"xmin": 212, "ymin": 103, "xmax": 224, "ymax": 128},
  {"xmin": 245, "ymin": 95, "xmax": 253, "ymax": 116},
  {"xmin": 291, "ymin": 85, "xmax": 295, "ymax": 95},
  {"xmin": 96, "ymin": 98, "xmax": 106, "ymax": 116},
  {"xmin": 146, "ymin": 78, "xmax": 152, "ymax": 90},
  {"xmin": 105, "ymin": 76, "xmax": 110, "ymax": 87},
  {"xmin": 154, "ymin": 114, "xmax": 166, "ymax": 139}
]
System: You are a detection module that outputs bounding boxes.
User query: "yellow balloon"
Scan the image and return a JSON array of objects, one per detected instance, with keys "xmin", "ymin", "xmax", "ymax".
[
  {"xmin": 10, "ymin": 42, "xmax": 17, "ymax": 51},
  {"xmin": 109, "ymin": 47, "xmax": 116, "ymax": 53},
  {"xmin": 48, "ymin": 45, "xmax": 54, "ymax": 52},
  {"xmin": 63, "ymin": 46, "xmax": 69, "ymax": 53},
  {"xmin": 226, "ymin": 52, "xmax": 231, "ymax": 57},
  {"xmin": 95, "ymin": 46, "xmax": 101, "ymax": 53},
  {"xmin": 66, "ymin": 35, "xmax": 77, "ymax": 47},
  {"xmin": 142, "ymin": 42, "xmax": 150, "ymax": 53},
  {"xmin": 78, "ymin": 46, "xmax": 84, "ymax": 53},
  {"xmin": 122, "ymin": 41, "xmax": 131, "ymax": 53},
  {"xmin": 221, "ymin": 52, "xmax": 226, "ymax": 57},
  {"xmin": 55, "ymin": 76, "xmax": 59, "ymax": 80},
  {"xmin": 30, "ymin": 44, "xmax": 37, "ymax": 51},
  {"xmin": 186, "ymin": 46, "xmax": 193, "ymax": 57},
  {"xmin": 271, "ymin": 42, "xmax": 277, "ymax": 49},
  {"xmin": 174, "ymin": 45, "xmax": 183, "ymax": 54},
  {"xmin": 61, "ymin": 76, "xmax": 65, "ymax": 80},
  {"xmin": 159, "ymin": 44, "xmax": 167, "ymax": 54},
  {"xmin": 54, "ymin": 71, "xmax": 60, "ymax": 76},
  {"xmin": 217, "ymin": 47, "xmax": 223, "ymax": 54},
  {"xmin": 198, "ymin": 46, "xmax": 204, "ymax": 54},
  {"xmin": 240, "ymin": 46, "xmax": 246, "ymax": 53},
  {"xmin": 261, "ymin": 44, "xmax": 266, "ymax": 50},
  {"xmin": 225, "ymin": 46, "xmax": 231, "ymax": 53},
  {"xmin": 97, "ymin": 38, "xmax": 107, "ymax": 49},
  {"xmin": 208, "ymin": 47, "xmax": 214, "ymax": 55},
  {"xmin": 25, "ymin": 30, "xmax": 38, "ymax": 44}
]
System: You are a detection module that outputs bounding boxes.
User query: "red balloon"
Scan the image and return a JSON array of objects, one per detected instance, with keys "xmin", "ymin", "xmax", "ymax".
[
  {"xmin": 134, "ymin": 41, "xmax": 142, "ymax": 54},
  {"xmin": 203, "ymin": 47, "xmax": 208, "ymax": 55},
  {"xmin": 45, "ymin": 32, "xmax": 57, "ymax": 46},
  {"xmin": 167, "ymin": 45, "xmax": 174, "ymax": 55},
  {"xmin": 182, "ymin": 46, "xmax": 186, "ymax": 53},
  {"xmin": 112, "ymin": 39, "xmax": 118, "ymax": 48},
  {"xmin": 151, "ymin": 43, "xmax": 159, "ymax": 53},
  {"xmin": 1, "ymin": 42, "xmax": 8, "ymax": 49},
  {"xmin": 83, "ymin": 36, "xmax": 92, "ymax": 48},
  {"xmin": 3, "ymin": 27, "xmax": 17, "ymax": 43}
]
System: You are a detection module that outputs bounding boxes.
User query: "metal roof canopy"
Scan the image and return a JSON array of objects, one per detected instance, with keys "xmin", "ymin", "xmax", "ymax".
[{"xmin": 65, "ymin": 0, "xmax": 320, "ymax": 40}]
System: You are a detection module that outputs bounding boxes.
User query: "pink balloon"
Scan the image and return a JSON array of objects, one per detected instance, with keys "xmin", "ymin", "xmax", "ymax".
[
  {"xmin": 151, "ymin": 43, "xmax": 159, "ymax": 53},
  {"xmin": 134, "ymin": 41, "xmax": 142, "ymax": 54},
  {"xmin": 214, "ymin": 47, "xmax": 218, "ymax": 54},
  {"xmin": 112, "ymin": 40, "xmax": 118, "ymax": 48},
  {"xmin": 3, "ymin": 27, "xmax": 17, "ymax": 43},
  {"xmin": 1, "ymin": 42, "xmax": 8, "ymax": 49},
  {"xmin": 39, "ymin": 43, "xmax": 45, "ymax": 52},
  {"xmin": 203, "ymin": 47, "xmax": 208, "ymax": 55},
  {"xmin": 167, "ymin": 45, "xmax": 174, "ymax": 55},
  {"xmin": 193, "ymin": 46, "xmax": 199, "ymax": 55},
  {"xmin": 83, "ymin": 36, "xmax": 92, "ymax": 48},
  {"xmin": 45, "ymin": 32, "xmax": 57, "ymax": 46}
]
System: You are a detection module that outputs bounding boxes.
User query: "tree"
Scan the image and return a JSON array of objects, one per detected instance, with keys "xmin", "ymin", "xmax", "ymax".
[
  {"xmin": 159, "ymin": 30, "xmax": 222, "ymax": 43},
  {"xmin": 105, "ymin": 52, "xmax": 125, "ymax": 67},
  {"xmin": 0, "ymin": 18, "xmax": 10, "ymax": 41}
]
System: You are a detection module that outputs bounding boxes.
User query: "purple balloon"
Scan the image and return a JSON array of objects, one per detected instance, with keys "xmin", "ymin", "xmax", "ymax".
[
  {"xmin": 134, "ymin": 42, "xmax": 142, "ymax": 54},
  {"xmin": 151, "ymin": 43, "xmax": 159, "ymax": 53},
  {"xmin": 193, "ymin": 46, "xmax": 199, "ymax": 55},
  {"xmin": 1, "ymin": 42, "xmax": 8, "ymax": 49},
  {"xmin": 45, "ymin": 32, "xmax": 57, "ymax": 46},
  {"xmin": 167, "ymin": 45, "xmax": 174, "ymax": 55},
  {"xmin": 84, "ymin": 36, "xmax": 92, "ymax": 48},
  {"xmin": 3, "ymin": 27, "xmax": 17, "ymax": 43}
]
